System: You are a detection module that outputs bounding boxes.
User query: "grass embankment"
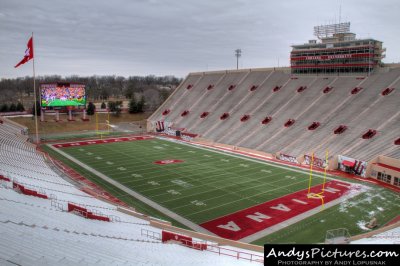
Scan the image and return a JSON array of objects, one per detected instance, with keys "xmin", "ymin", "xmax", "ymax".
[{"xmin": 10, "ymin": 112, "xmax": 150, "ymax": 135}]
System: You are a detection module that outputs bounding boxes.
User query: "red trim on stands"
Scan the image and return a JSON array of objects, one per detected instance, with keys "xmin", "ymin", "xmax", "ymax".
[
  {"xmin": 0, "ymin": 175, "xmax": 11, "ymax": 182},
  {"xmin": 291, "ymin": 44, "xmax": 374, "ymax": 54},
  {"xmin": 53, "ymin": 136, "xmax": 153, "ymax": 148},
  {"xmin": 67, "ymin": 203, "xmax": 110, "ymax": 222},
  {"xmin": 181, "ymin": 132, "xmax": 198, "ymax": 138},
  {"xmin": 12, "ymin": 182, "xmax": 48, "ymax": 199},
  {"xmin": 373, "ymin": 163, "xmax": 400, "ymax": 173},
  {"xmin": 291, "ymin": 53, "xmax": 375, "ymax": 61},
  {"xmin": 291, "ymin": 63, "xmax": 376, "ymax": 68},
  {"xmin": 161, "ymin": 231, "xmax": 207, "ymax": 251}
]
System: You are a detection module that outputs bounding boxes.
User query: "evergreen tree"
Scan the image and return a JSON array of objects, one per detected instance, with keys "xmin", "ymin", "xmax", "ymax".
[
  {"xmin": 137, "ymin": 95, "xmax": 146, "ymax": 112},
  {"xmin": 0, "ymin": 103, "xmax": 9, "ymax": 112},
  {"xmin": 107, "ymin": 101, "xmax": 115, "ymax": 112},
  {"xmin": 16, "ymin": 102, "xmax": 25, "ymax": 112},
  {"xmin": 108, "ymin": 101, "xmax": 121, "ymax": 116},
  {"xmin": 9, "ymin": 103, "xmax": 17, "ymax": 112},
  {"xmin": 32, "ymin": 101, "xmax": 41, "ymax": 116},
  {"xmin": 115, "ymin": 101, "xmax": 122, "ymax": 116},
  {"xmin": 128, "ymin": 96, "xmax": 138, "ymax": 114},
  {"xmin": 87, "ymin": 102, "xmax": 96, "ymax": 115}
]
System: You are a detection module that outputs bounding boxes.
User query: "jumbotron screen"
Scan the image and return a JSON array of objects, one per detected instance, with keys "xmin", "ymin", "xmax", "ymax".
[{"xmin": 40, "ymin": 83, "xmax": 86, "ymax": 107}]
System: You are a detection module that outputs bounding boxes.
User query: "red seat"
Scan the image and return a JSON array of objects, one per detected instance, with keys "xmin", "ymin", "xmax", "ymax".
[
  {"xmin": 308, "ymin": 122, "xmax": 320, "ymax": 130},
  {"xmin": 261, "ymin": 116, "xmax": 272, "ymax": 124},
  {"xmin": 220, "ymin": 113, "xmax": 229, "ymax": 120},
  {"xmin": 362, "ymin": 129, "xmax": 377, "ymax": 139},
  {"xmin": 240, "ymin": 115, "xmax": 250, "ymax": 122},
  {"xmin": 200, "ymin": 112, "xmax": 209, "ymax": 118},
  {"xmin": 323, "ymin": 86, "xmax": 333, "ymax": 94},
  {"xmin": 273, "ymin": 86, "xmax": 282, "ymax": 92},
  {"xmin": 351, "ymin": 87, "xmax": 363, "ymax": 95},
  {"xmin": 284, "ymin": 119, "xmax": 295, "ymax": 127},
  {"xmin": 334, "ymin": 125, "xmax": 347, "ymax": 134},
  {"xmin": 381, "ymin": 88, "xmax": 394, "ymax": 96},
  {"xmin": 250, "ymin": 85, "xmax": 258, "ymax": 91},
  {"xmin": 297, "ymin": 86, "xmax": 307, "ymax": 93}
]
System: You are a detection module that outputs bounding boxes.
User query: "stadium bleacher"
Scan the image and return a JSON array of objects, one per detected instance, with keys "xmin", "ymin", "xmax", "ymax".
[{"xmin": 149, "ymin": 67, "xmax": 400, "ymax": 162}]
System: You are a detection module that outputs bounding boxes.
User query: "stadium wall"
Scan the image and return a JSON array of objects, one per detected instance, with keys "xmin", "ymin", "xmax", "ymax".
[
  {"xmin": 149, "ymin": 220, "xmax": 264, "ymax": 253},
  {"xmin": 349, "ymin": 220, "xmax": 400, "ymax": 241},
  {"xmin": 366, "ymin": 155, "xmax": 400, "ymax": 186}
]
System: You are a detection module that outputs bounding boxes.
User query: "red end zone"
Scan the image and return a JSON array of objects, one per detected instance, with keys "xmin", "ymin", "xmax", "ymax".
[
  {"xmin": 53, "ymin": 136, "xmax": 153, "ymax": 148},
  {"xmin": 200, "ymin": 180, "xmax": 355, "ymax": 241}
]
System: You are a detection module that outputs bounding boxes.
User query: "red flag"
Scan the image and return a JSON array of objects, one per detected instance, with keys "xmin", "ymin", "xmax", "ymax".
[{"xmin": 15, "ymin": 36, "xmax": 34, "ymax": 68}]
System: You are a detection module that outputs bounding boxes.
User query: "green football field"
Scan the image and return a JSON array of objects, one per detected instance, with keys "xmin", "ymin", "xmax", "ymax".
[{"xmin": 46, "ymin": 137, "xmax": 400, "ymax": 244}]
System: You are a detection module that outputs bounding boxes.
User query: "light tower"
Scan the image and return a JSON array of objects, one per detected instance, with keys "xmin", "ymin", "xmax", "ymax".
[{"xmin": 235, "ymin": 49, "xmax": 241, "ymax": 70}]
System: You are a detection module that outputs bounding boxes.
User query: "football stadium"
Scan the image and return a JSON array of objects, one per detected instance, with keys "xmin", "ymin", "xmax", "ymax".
[{"xmin": 1, "ymin": 2, "xmax": 399, "ymax": 266}]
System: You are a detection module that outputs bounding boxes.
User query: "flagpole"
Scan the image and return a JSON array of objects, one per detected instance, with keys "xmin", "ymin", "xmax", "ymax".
[{"xmin": 32, "ymin": 32, "xmax": 39, "ymax": 144}]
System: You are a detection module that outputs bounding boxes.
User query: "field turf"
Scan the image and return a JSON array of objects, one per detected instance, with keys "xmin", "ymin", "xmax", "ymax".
[{"xmin": 48, "ymin": 137, "xmax": 400, "ymax": 244}]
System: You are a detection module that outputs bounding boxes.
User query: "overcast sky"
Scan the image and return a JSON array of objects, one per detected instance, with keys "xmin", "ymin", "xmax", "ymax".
[{"xmin": 1, "ymin": 0, "xmax": 399, "ymax": 78}]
